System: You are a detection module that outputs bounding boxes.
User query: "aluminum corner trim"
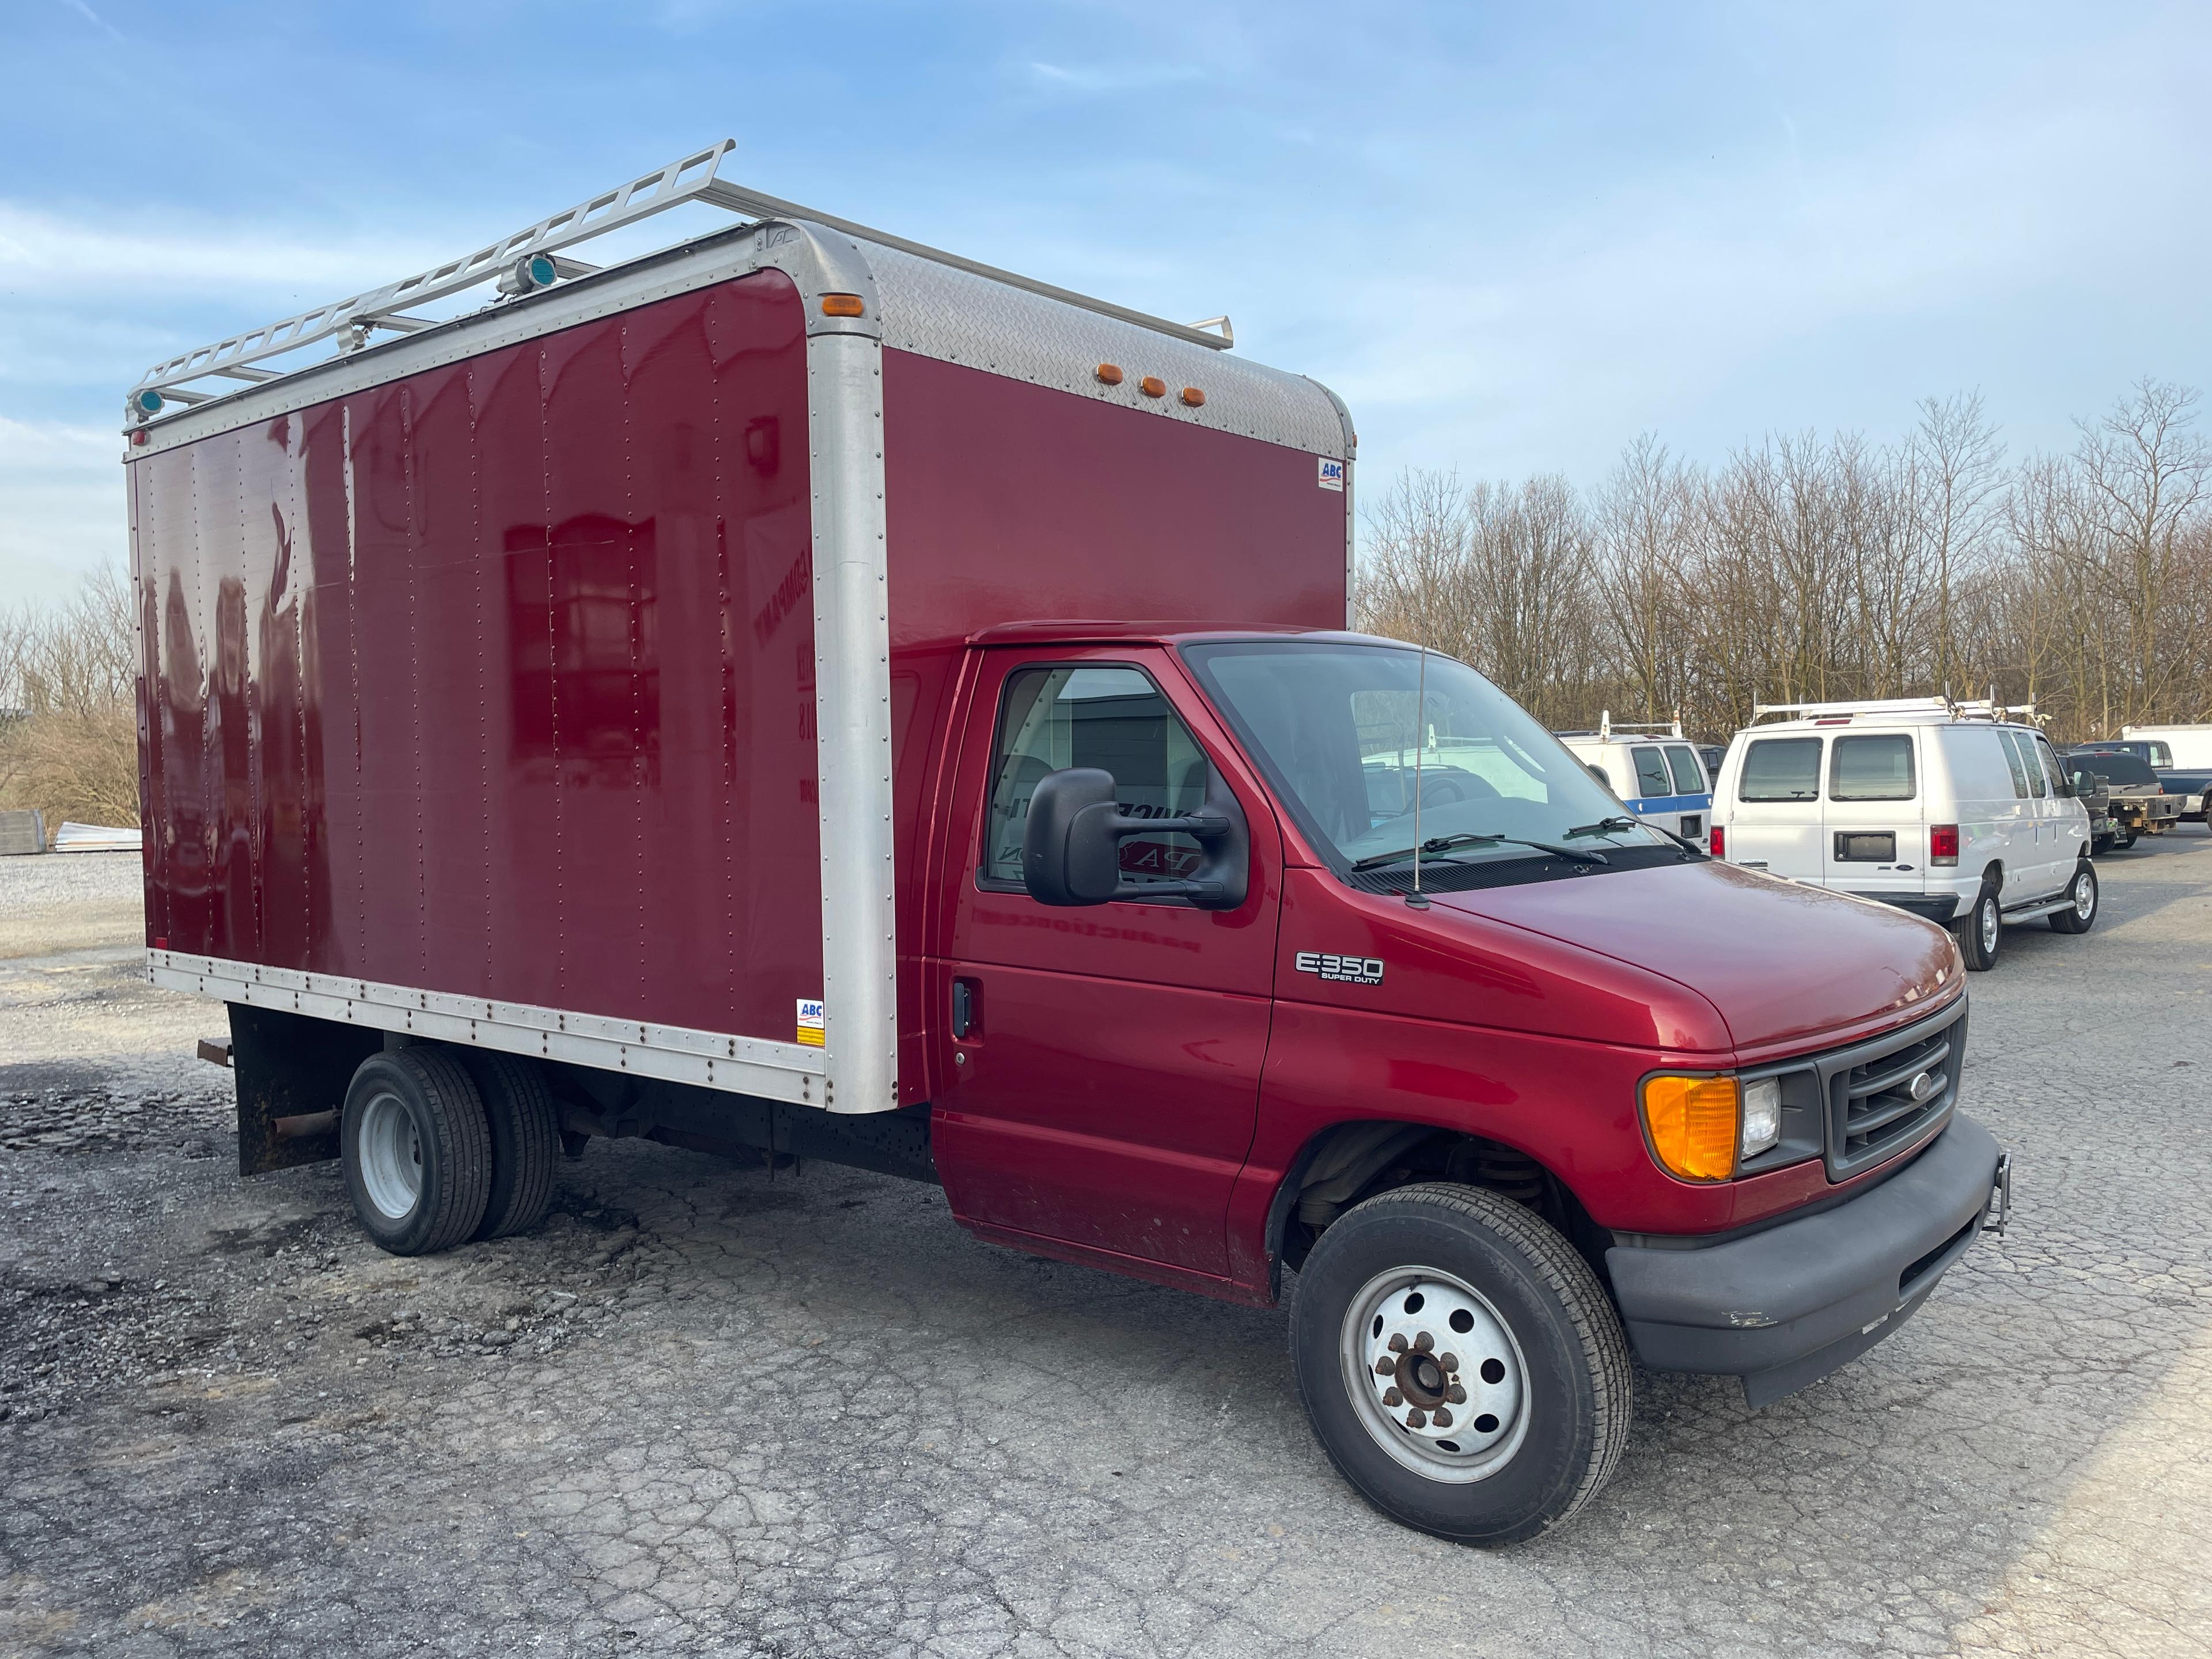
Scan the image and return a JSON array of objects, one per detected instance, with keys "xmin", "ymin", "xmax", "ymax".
[{"xmin": 806, "ymin": 327, "xmax": 900, "ymax": 1114}]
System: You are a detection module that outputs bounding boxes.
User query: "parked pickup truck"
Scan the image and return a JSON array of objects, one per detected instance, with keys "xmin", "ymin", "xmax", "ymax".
[
  {"xmin": 2065, "ymin": 749, "xmax": 2184, "ymax": 850},
  {"xmin": 123, "ymin": 145, "xmax": 2009, "ymax": 1546}
]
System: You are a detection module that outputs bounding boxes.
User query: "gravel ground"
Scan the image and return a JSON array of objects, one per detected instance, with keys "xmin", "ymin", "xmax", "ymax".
[{"xmin": 2, "ymin": 836, "xmax": 2209, "ymax": 1658}]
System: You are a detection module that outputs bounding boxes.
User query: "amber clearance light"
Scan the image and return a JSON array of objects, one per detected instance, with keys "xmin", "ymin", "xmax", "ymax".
[
  {"xmin": 1095, "ymin": 362, "xmax": 1125, "ymax": 385},
  {"xmin": 819, "ymin": 293, "xmax": 866, "ymax": 317},
  {"xmin": 1639, "ymin": 1075, "xmax": 1740, "ymax": 1181}
]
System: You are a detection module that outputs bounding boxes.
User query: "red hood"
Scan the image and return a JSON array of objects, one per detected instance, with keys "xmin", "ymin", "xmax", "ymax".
[{"xmin": 1434, "ymin": 861, "xmax": 1959, "ymax": 1052}]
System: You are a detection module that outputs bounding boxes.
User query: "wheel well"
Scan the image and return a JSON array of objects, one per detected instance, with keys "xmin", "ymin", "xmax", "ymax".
[
  {"xmin": 1270, "ymin": 1122, "xmax": 1610, "ymax": 1289},
  {"xmin": 1978, "ymin": 861, "xmax": 2002, "ymax": 889}
]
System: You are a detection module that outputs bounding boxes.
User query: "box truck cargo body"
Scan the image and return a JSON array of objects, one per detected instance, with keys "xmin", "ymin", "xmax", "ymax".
[{"xmin": 125, "ymin": 148, "xmax": 2006, "ymax": 1544}]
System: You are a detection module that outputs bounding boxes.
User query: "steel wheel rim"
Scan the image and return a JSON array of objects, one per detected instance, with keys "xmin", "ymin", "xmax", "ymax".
[
  {"xmin": 2073, "ymin": 872, "xmax": 2094, "ymax": 919},
  {"xmin": 1340, "ymin": 1266, "xmax": 1531, "ymax": 1483},
  {"xmin": 357, "ymin": 1089, "xmax": 423, "ymax": 1219},
  {"xmin": 1979, "ymin": 897, "xmax": 1999, "ymax": 952}
]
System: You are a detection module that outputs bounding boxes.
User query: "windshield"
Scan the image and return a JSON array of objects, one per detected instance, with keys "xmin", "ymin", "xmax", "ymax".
[
  {"xmin": 2071, "ymin": 752, "xmax": 2156, "ymax": 787},
  {"xmin": 1182, "ymin": 641, "xmax": 1669, "ymax": 870}
]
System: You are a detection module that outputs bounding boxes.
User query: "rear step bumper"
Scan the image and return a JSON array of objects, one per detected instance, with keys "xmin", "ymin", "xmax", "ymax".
[
  {"xmin": 1849, "ymin": 891, "xmax": 1963, "ymax": 924},
  {"xmin": 1606, "ymin": 1114, "xmax": 2003, "ymax": 1407}
]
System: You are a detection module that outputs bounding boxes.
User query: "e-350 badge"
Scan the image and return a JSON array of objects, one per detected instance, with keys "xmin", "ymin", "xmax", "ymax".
[{"xmin": 1296, "ymin": 950, "xmax": 1384, "ymax": 986}]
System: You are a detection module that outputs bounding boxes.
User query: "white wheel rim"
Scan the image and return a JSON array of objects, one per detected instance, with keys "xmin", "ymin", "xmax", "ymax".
[
  {"xmin": 357, "ymin": 1089, "xmax": 423, "ymax": 1219},
  {"xmin": 1980, "ymin": 898, "xmax": 1999, "ymax": 952},
  {"xmin": 1340, "ymin": 1267, "xmax": 1531, "ymax": 1483},
  {"xmin": 2074, "ymin": 873, "xmax": 2094, "ymax": 919}
]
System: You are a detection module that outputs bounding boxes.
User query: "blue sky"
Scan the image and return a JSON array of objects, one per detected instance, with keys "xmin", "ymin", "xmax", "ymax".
[{"xmin": 5, "ymin": 1, "xmax": 2210, "ymax": 603}]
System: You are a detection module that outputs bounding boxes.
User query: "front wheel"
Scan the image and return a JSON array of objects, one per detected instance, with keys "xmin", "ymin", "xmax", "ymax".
[
  {"xmin": 2048, "ymin": 862, "xmax": 2099, "ymax": 933},
  {"xmin": 1955, "ymin": 884, "xmax": 2002, "ymax": 972},
  {"xmin": 1288, "ymin": 1183, "xmax": 1631, "ymax": 1545},
  {"xmin": 2115, "ymin": 832, "xmax": 2138, "ymax": 850}
]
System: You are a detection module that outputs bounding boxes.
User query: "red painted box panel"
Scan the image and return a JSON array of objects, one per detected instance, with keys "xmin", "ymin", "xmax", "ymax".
[{"xmin": 131, "ymin": 271, "xmax": 823, "ymax": 1043}]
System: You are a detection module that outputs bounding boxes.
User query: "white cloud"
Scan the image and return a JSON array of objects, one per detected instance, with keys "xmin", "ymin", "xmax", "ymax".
[
  {"xmin": 0, "ymin": 417, "xmax": 123, "ymax": 606},
  {"xmin": 0, "ymin": 200, "xmax": 440, "ymax": 300}
]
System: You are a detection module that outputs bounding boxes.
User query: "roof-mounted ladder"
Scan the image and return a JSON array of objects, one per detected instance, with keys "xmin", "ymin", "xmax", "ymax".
[{"xmin": 128, "ymin": 139, "xmax": 1233, "ymax": 424}]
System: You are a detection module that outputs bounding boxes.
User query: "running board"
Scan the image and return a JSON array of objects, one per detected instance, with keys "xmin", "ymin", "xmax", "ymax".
[{"xmin": 2002, "ymin": 896, "xmax": 2071, "ymax": 923}]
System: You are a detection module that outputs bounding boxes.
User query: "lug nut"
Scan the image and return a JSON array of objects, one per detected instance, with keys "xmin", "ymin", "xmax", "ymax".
[
  {"xmin": 1431, "ymin": 1407, "xmax": 1454, "ymax": 1429},
  {"xmin": 1374, "ymin": 1359, "xmax": 1396, "ymax": 1377},
  {"xmin": 1439, "ymin": 1353, "xmax": 1459, "ymax": 1373},
  {"xmin": 1412, "ymin": 1331, "xmax": 1434, "ymax": 1353},
  {"xmin": 1387, "ymin": 1334, "xmax": 1408, "ymax": 1354},
  {"xmin": 1446, "ymin": 1384, "xmax": 1467, "ymax": 1404},
  {"xmin": 1382, "ymin": 1388, "xmax": 1403, "ymax": 1407},
  {"xmin": 1405, "ymin": 1409, "xmax": 1427, "ymax": 1429}
]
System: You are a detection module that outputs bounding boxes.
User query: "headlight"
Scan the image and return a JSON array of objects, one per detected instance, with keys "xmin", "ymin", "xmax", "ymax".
[
  {"xmin": 1740, "ymin": 1077, "xmax": 1782, "ymax": 1160},
  {"xmin": 1639, "ymin": 1075, "xmax": 1738, "ymax": 1181}
]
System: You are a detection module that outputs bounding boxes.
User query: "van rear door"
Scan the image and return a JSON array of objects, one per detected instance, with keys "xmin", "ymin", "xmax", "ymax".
[
  {"xmin": 1728, "ymin": 734, "xmax": 1826, "ymax": 882},
  {"xmin": 1823, "ymin": 732, "xmax": 1922, "ymax": 901}
]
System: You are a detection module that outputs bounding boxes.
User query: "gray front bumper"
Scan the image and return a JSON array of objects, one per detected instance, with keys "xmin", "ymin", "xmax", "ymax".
[{"xmin": 1607, "ymin": 1114, "xmax": 2002, "ymax": 1407}]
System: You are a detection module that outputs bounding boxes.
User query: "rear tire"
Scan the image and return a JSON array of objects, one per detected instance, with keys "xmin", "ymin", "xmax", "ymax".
[
  {"xmin": 1954, "ymin": 882, "xmax": 2001, "ymax": 972},
  {"xmin": 1288, "ymin": 1182, "xmax": 1632, "ymax": 1545},
  {"xmin": 341, "ymin": 1048, "xmax": 492, "ymax": 1256},
  {"xmin": 2048, "ymin": 862, "xmax": 2098, "ymax": 934},
  {"xmin": 456, "ymin": 1050, "xmax": 560, "ymax": 1240},
  {"xmin": 2116, "ymin": 832, "xmax": 2138, "ymax": 850}
]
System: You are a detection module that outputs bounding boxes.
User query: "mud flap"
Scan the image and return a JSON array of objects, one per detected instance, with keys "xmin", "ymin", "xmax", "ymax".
[{"xmin": 228, "ymin": 1005, "xmax": 382, "ymax": 1176}]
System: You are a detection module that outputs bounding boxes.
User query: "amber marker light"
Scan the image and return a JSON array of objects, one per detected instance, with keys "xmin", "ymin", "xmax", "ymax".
[
  {"xmin": 819, "ymin": 293, "xmax": 866, "ymax": 317},
  {"xmin": 1180, "ymin": 387, "xmax": 1206, "ymax": 407},
  {"xmin": 1095, "ymin": 362, "xmax": 1124, "ymax": 385},
  {"xmin": 1639, "ymin": 1074, "xmax": 1740, "ymax": 1181},
  {"xmin": 1139, "ymin": 376, "xmax": 1166, "ymax": 397}
]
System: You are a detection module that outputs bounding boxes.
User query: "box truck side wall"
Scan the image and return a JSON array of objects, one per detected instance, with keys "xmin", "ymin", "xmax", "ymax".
[{"xmin": 134, "ymin": 269, "xmax": 825, "ymax": 1050}]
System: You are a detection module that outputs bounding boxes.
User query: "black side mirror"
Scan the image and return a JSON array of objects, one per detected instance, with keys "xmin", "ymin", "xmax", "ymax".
[{"xmin": 1021, "ymin": 766, "xmax": 1249, "ymax": 910}]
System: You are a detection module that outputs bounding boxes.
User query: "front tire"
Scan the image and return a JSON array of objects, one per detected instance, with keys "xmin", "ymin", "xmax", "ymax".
[
  {"xmin": 2115, "ymin": 832, "xmax": 2138, "ymax": 850},
  {"xmin": 1289, "ymin": 1183, "xmax": 1631, "ymax": 1545},
  {"xmin": 2048, "ymin": 861, "xmax": 2099, "ymax": 934},
  {"xmin": 342, "ymin": 1048, "xmax": 493, "ymax": 1256},
  {"xmin": 1954, "ymin": 882, "xmax": 2001, "ymax": 972}
]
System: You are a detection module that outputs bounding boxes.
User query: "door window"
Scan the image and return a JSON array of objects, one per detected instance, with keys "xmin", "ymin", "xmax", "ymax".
[
  {"xmin": 1830, "ymin": 734, "xmax": 1916, "ymax": 801},
  {"xmin": 1631, "ymin": 745, "xmax": 1672, "ymax": 797},
  {"xmin": 2035, "ymin": 737, "xmax": 2071, "ymax": 797},
  {"xmin": 1995, "ymin": 730, "xmax": 2031, "ymax": 798},
  {"xmin": 2011, "ymin": 732, "xmax": 2047, "ymax": 798},
  {"xmin": 1739, "ymin": 738, "xmax": 1823, "ymax": 802},
  {"xmin": 1664, "ymin": 744, "xmax": 1706, "ymax": 796},
  {"xmin": 983, "ymin": 664, "xmax": 1211, "ymax": 889}
]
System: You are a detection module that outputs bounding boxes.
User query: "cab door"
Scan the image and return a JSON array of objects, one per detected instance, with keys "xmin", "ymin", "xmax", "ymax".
[
  {"xmin": 1725, "ymin": 734, "xmax": 1827, "ymax": 882},
  {"xmin": 2032, "ymin": 734, "xmax": 2090, "ymax": 879},
  {"xmin": 931, "ymin": 647, "xmax": 1283, "ymax": 1279}
]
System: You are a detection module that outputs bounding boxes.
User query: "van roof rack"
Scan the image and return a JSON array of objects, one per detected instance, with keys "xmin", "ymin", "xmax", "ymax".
[
  {"xmin": 128, "ymin": 139, "xmax": 1233, "ymax": 424},
  {"xmin": 1553, "ymin": 711, "xmax": 1686, "ymax": 741},
  {"xmin": 1750, "ymin": 696, "xmax": 2042, "ymax": 726}
]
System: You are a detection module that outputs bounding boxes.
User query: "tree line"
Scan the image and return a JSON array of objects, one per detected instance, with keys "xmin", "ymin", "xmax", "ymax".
[
  {"xmin": 1354, "ymin": 381, "xmax": 2212, "ymax": 745},
  {"xmin": 0, "ymin": 565, "xmax": 139, "ymax": 838}
]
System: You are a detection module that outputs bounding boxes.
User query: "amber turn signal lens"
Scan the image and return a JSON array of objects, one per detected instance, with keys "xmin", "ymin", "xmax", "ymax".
[
  {"xmin": 1640, "ymin": 1075, "xmax": 1740, "ymax": 1181},
  {"xmin": 1095, "ymin": 362, "xmax": 1124, "ymax": 385},
  {"xmin": 1180, "ymin": 386, "xmax": 1205, "ymax": 407},
  {"xmin": 1139, "ymin": 376, "xmax": 1166, "ymax": 397},
  {"xmin": 819, "ymin": 293, "xmax": 865, "ymax": 317}
]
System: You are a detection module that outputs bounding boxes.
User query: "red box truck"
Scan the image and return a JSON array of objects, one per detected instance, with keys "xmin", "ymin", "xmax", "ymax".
[{"xmin": 124, "ymin": 145, "xmax": 2006, "ymax": 1543}]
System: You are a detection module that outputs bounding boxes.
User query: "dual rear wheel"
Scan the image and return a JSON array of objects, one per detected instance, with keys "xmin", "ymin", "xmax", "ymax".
[{"xmin": 341, "ymin": 1046, "xmax": 560, "ymax": 1255}]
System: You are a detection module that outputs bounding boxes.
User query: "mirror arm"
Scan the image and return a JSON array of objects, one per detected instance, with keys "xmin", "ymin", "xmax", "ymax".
[{"xmin": 1105, "ymin": 810, "xmax": 1232, "ymax": 841}]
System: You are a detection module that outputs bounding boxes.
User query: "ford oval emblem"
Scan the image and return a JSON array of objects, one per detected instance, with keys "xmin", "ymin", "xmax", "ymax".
[{"xmin": 1907, "ymin": 1070, "xmax": 1938, "ymax": 1103}]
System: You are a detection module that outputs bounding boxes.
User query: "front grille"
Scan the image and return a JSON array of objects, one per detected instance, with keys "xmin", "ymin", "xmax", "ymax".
[{"xmin": 1816, "ymin": 1000, "xmax": 1965, "ymax": 1179}]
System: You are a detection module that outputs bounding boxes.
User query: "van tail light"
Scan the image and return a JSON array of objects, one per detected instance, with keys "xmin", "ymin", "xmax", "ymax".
[
  {"xmin": 1930, "ymin": 824, "xmax": 1959, "ymax": 866},
  {"xmin": 1708, "ymin": 825, "xmax": 1724, "ymax": 859}
]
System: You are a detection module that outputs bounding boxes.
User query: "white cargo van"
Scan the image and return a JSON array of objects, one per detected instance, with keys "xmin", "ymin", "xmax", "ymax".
[
  {"xmin": 1710, "ymin": 698, "xmax": 2096, "ymax": 971},
  {"xmin": 1554, "ymin": 716, "xmax": 1714, "ymax": 843}
]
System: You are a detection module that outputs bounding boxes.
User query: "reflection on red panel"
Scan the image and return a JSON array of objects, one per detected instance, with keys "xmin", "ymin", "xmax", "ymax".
[{"xmin": 128, "ymin": 271, "xmax": 820, "ymax": 1042}]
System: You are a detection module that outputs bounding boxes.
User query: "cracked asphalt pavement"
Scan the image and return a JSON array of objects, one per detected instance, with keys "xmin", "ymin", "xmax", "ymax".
[{"xmin": 3, "ymin": 837, "xmax": 2210, "ymax": 1657}]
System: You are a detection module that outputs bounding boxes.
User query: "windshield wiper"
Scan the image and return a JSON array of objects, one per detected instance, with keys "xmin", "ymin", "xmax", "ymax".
[
  {"xmin": 1350, "ymin": 832, "xmax": 1608, "ymax": 872},
  {"xmin": 1565, "ymin": 816, "xmax": 1639, "ymax": 839}
]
